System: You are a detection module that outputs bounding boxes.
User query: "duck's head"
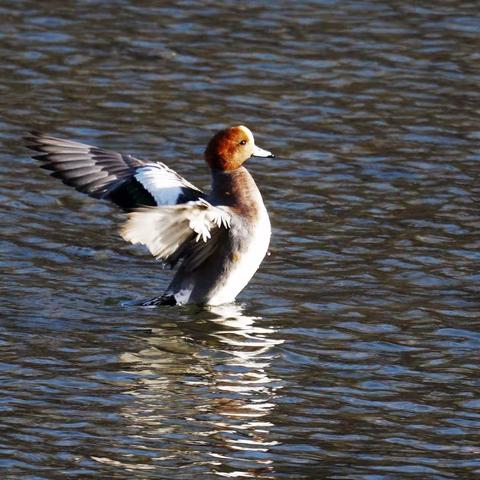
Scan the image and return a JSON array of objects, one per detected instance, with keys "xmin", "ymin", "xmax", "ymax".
[{"xmin": 204, "ymin": 125, "xmax": 273, "ymax": 171}]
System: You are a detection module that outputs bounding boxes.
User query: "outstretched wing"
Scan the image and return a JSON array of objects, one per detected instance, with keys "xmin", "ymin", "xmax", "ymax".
[
  {"xmin": 120, "ymin": 198, "xmax": 231, "ymax": 271},
  {"xmin": 25, "ymin": 131, "xmax": 204, "ymax": 210}
]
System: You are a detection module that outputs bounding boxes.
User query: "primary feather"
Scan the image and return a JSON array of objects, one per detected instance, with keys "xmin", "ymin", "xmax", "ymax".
[{"xmin": 25, "ymin": 131, "xmax": 203, "ymax": 210}]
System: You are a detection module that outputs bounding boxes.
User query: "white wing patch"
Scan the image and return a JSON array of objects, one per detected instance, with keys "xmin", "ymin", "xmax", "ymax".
[
  {"xmin": 188, "ymin": 199, "xmax": 231, "ymax": 241},
  {"xmin": 134, "ymin": 165, "xmax": 201, "ymax": 206},
  {"xmin": 119, "ymin": 199, "xmax": 231, "ymax": 260}
]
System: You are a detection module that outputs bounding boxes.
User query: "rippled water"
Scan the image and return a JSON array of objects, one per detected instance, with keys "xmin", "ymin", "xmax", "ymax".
[{"xmin": 1, "ymin": 1, "xmax": 480, "ymax": 478}]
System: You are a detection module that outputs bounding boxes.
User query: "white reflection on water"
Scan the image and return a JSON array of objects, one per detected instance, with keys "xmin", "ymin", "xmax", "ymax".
[
  {"xmin": 201, "ymin": 305, "xmax": 284, "ymax": 476},
  {"xmin": 94, "ymin": 304, "xmax": 284, "ymax": 477}
]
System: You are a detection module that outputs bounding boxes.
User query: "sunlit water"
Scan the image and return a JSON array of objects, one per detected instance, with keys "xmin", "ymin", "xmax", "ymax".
[{"xmin": 1, "ymin": 1, "xmax": 479, "ymax": 478}]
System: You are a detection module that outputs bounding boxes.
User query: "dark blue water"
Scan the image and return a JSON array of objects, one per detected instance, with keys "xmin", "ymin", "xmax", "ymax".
[{"xmin": 1, "ymin": 1, "xmax": 480, "ymax": 478}]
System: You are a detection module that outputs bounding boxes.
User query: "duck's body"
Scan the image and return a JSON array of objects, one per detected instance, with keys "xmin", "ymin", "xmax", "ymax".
[
  {"xmin": 160, "ymin": 167, "xmax": 271, "ymax": 306},
  {"xmin": 26, "ymin": 126, "xmax": 273, "ymax": 306}
]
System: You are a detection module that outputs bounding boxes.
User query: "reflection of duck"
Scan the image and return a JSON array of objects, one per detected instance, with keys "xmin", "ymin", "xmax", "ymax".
[
  {"xmin": 26, "ymin": 126, "xmax": 274, "ymax": 306},
  {"xmin": 201, "ymin": 305, "xmax": 284, "ymax": 478},
  {"xmin": 106, "ymin": 304, "xmax": 284, "ymax": 477}
]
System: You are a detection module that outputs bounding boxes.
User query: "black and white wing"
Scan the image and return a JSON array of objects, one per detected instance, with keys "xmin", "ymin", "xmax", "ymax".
[
  {"xmin": 25, "ymin": 131, "xmax": 204, "ymax": 210},
  {"xmin": 120, "ymin": 198, "xmax": 231, "ymax": 271}
]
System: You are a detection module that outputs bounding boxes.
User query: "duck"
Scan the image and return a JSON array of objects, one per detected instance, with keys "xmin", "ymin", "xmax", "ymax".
[{"xmin": 25, "ymin": 126, "xmax": 274, "ymax": 306}]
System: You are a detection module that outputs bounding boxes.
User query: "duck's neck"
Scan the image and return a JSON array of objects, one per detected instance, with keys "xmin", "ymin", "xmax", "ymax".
[{"xmin": 211, "ymin": 167, "xmax": 263, "ymax": 215}]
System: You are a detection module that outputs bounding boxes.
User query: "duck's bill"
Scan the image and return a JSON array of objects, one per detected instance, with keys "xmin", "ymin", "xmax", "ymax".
[{"xmin": 252, "ymin": 144, "xmax": 274, "ymax": 158}]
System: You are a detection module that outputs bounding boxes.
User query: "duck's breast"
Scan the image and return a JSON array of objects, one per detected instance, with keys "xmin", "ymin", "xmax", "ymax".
[
  {"xmin": 205, "ymin": 206, "xmax": 270, "ymax": 306},
  {"xmin": 205, "ymin": 167, "xmax": 271, "ymax": 305}
]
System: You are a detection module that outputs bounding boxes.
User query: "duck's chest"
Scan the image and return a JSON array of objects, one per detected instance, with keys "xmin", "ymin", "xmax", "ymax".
[
  {"xmin": 206, "ymin": 168, "xmax": 271, "ymax": 305},
  {"xmin": 233, "ymin": 205, "xmax": 271, "ymax": 267},
  {"xmin": 207, "ymin": 208, "xmax": 271, "ymax": 306}
]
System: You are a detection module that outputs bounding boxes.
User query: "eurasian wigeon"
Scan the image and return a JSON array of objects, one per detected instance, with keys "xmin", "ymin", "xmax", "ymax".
[{"xmin": 26, "ymin": 126, "xmax": 273, "ymax": 306}]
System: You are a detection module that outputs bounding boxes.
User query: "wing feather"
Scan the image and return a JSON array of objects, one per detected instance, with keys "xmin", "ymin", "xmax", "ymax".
[
  {"xmin": 25, "ymin": 131, "xmax": 204, "ymax": 210},
  {"xmin": 119, "ymin": 199, "xmax": 231, "ymax": 270}
]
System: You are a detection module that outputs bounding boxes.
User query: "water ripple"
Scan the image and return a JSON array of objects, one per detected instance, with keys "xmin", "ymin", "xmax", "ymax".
[{"xmin": 1, "ymin": 0, "xmax": 480, "ymax": 478}]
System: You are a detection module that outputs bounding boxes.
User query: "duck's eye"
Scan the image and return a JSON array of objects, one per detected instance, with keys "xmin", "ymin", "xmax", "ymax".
[{"xmin": 239, "ymin": 140, "xmax": 247, "ymax": 145}]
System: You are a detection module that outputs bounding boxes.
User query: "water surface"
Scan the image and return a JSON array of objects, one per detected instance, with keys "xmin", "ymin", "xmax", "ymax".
[{"xmin": 1, "ymin": 1, "xmax": 480, "ymax": 478}]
